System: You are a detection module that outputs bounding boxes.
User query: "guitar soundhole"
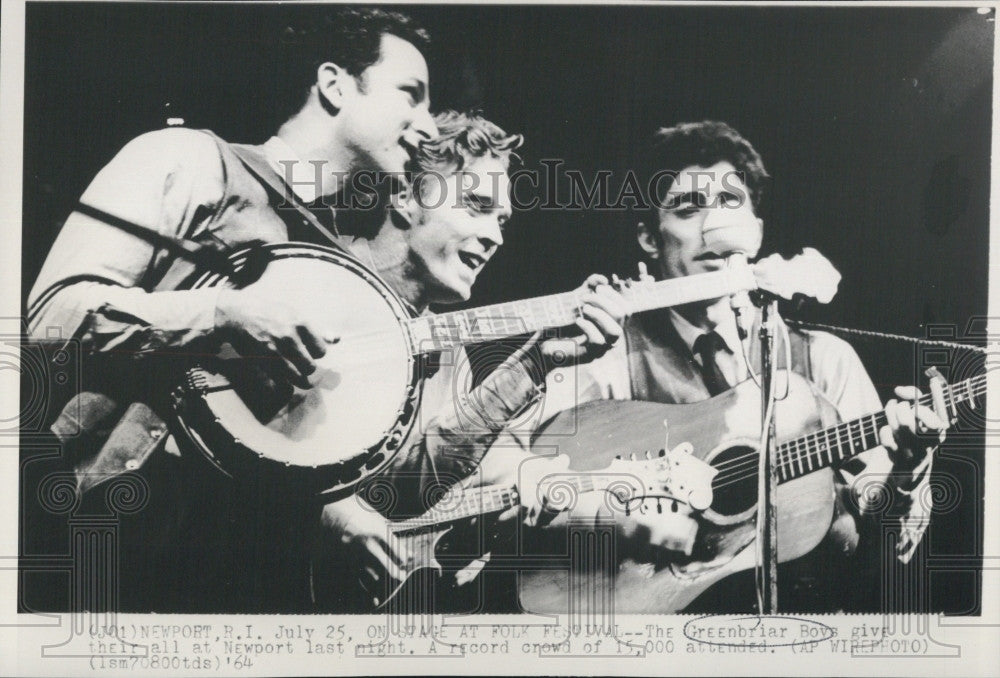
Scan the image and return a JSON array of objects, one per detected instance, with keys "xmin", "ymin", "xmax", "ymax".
[{"xmin": 708, "ymin": 445, "xmax": 758, "ymax": 516}]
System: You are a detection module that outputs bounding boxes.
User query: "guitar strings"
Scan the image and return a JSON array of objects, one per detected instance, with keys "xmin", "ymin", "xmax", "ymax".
[
  {"xmin": 706, "ymin": 377, "xmax": 986, "ymax": 492},
  {"xmin": 709, "ymin": 373, "xmax": 985, "ymax": 477},
  {"xmin": 389, "ymin": 487, "xmax": 518, "ymax": 532},
  {"xmin": 381, "ymin": 376, "xmax": 987, "ymax": 529},
  {"xmin": 707, "ymin": 415, "xmax": 886, "ymax": 482},
  {"xmin": 387, "ymin": 472, "xmax": 626, "ymax": 531}
]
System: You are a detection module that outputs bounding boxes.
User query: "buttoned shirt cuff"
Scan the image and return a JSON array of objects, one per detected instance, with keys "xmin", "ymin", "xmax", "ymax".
[
  {"xmin": 77, "ymin": 285, "xmax": 224, "ymax": 354},
  {"xmin": 889, "ymin": 454, "xmax": 934, "ymax": 563},
  {"xmin": 422, "ymin": 350, "xmax": 545, "ymax": 483}
]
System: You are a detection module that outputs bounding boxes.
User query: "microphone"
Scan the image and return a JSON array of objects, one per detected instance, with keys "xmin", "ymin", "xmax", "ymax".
[{"xmin": 700, "ymin": 199, "xmax": 763, "ymax": 340}]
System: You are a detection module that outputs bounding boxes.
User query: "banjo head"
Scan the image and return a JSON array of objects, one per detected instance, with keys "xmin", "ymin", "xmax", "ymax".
[{"xmin": 174, "ymin": 243, "xmax": 419, "ymax": 499}]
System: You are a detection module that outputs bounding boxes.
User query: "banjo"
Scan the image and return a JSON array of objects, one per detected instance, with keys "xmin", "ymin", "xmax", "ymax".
[{"xmin": 171, "ymin": 242, "xmax": 834, "ymax": 500}]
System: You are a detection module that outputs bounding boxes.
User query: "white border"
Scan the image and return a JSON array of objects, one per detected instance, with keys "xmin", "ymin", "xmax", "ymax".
[{"xmin": 1, "ymin": 2, "xmax": 998, "ymax": 676}]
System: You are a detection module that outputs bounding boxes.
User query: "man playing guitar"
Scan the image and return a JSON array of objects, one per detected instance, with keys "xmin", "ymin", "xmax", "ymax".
[{"xmin": 539, "ymin": 121, "xmax": 947, "ymax": 612}]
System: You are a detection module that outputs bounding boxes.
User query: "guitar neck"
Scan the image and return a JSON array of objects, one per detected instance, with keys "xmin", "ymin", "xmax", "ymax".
[
  {"xmin": 776, "ymin": 373, "xmax": 986, "ymax": 483},
  {"xmin": 389, "ymin": 475, "xmax": 608, "ymax": 532},
  {"xmin": 406, "ymin": 269, "xmax": 747, "ymax": 354}
]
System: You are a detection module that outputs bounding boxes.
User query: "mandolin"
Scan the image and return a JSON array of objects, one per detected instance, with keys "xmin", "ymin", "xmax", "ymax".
[
  {"xmin": 362, "ymin": 452, "xmax": 714, "ymax": 611},
  {"xmin": 519, "ymin": 369, "xmax": 983, "ymax": 613}
]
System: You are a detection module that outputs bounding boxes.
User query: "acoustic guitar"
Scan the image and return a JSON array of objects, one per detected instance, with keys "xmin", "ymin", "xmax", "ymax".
[{"xmin": 518, "ymin": 369, "xmax": 983, "ymax": 613}]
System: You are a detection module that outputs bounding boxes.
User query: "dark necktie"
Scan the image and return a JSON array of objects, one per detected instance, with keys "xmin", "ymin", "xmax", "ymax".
[{"xmin": 693, "ymin": 331, "xmax": 730, "ymax": 396}]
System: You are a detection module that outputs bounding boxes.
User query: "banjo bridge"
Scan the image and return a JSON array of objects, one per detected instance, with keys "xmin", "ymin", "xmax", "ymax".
[{"xmin": 182, "ymin": 367, "xmax": 234, "ymax": 394}]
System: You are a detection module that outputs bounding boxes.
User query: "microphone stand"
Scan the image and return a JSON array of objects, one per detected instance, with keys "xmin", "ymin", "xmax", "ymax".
[{"xmin": 755, "ymin": 291, "xmax": 779, "ymax": 615}]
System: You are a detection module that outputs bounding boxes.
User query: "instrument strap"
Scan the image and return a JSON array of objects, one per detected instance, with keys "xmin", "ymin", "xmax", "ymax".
[
  {"xmin": 784, "ymin": 319, "xmax": 989, "ymax": 354},
  {"xmin": 225, "ymin": 141, "xmax": 346, "ymax": 248}
]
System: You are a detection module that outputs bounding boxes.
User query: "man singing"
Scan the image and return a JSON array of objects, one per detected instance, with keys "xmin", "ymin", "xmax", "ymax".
[
  {"xmin": 26, "ymin": 5, "xmax": 626, "ymax": 609},
  {"xmin": 540, "ymin": 120, "xmax": 946, "ymax": 612},
  {"xmin": 312, "ymin": 110, "xmax": 642, "ymax": 611},
  {"xmin": 23, "ymin": 6, "xmax": 485, "ymax": 613}
]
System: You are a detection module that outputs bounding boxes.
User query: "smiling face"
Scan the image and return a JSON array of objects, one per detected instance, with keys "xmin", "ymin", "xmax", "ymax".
[
  {"xmin": 639, "ymin": 161, "xmax": 762, "ymax": 280},
  {"xmin": 405, "ymin": 155, "xmax": 512, "ymax": 305},
  {"xmin": 335, "ymin": 34, "xmax": 437, "ymax": 176}
]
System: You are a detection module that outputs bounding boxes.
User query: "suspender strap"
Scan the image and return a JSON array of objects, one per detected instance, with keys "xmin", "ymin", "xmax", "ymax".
[
  {"xmin": 786, "ymin": 325, "xmax": 812, "ymax": 381},
  {"xmin": 225, "ymin": 142, "xmax": 346, "ymax": 248}
]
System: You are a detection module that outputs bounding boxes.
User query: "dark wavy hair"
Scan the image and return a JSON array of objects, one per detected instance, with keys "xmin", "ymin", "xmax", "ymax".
[
  {"xmin": 641, "ymin": 120, "xmax": 770, "ymax": 212},
  {"xmin": 412, "ymin": 110, "xmax": 523, "ymax": 192},
  {"xmin": 276, "ymin": 7, "xmax": 431, "ymax": 122}
]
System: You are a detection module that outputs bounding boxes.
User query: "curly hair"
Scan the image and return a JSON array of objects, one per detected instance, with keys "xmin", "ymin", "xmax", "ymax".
[
  {"xmin": 413, "ymin": 110, "xmax": 523, "ymax": 179},
  {"xmin": 641, "ymin": 121, "xmax": 770, "ymax": 212},
  {"xmin": 277, "ymin": 7, "xmax": 431, "ymax": 122},
  {"xmin": 337, "ymin": 111, "xmax": 523, "ymax": 237}
]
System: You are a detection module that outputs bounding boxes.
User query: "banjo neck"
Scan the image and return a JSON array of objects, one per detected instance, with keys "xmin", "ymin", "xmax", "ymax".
[{"xmin": 406, "ymin": 267, "xmax": 751, "ymax": 354}]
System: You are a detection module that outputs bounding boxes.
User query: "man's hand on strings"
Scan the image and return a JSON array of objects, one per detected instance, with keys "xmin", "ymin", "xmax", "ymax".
[
  {"xmin": 616, "ymin": 503, "xmax": 700, "ymax": 562},
  {"xmin": 880, "ymin": 386, "xmax": 947, "ymax": 488},
  {"xmin": 317, "ymin": 497, "xmax": 405, "ymax": 597},
  {"xmin": 496, "ymin": 453, "xmax": 573, "ymax": 528},
  {"xmin": 536, "ymin": 274, "xmax": 627, "ymax": 370},
  {"xmin": 215, "ymin": 286, "xmax": 336, "ymax": 389}
]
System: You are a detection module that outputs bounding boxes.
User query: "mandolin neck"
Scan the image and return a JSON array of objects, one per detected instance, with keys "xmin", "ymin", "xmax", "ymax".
[
  {"xmin": 776, "ymin": 373, "xmax": 985, "ymax": 483},
  {"xmin": 388, "ymin": 475, "xmax": 611, "ymax": 533},
  {"xmin": 406, "ymin": 268, "xmax": 748, "ymax": 354}
]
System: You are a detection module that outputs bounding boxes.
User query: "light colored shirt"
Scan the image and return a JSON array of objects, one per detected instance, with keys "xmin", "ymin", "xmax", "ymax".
[
  {"xmin": 261, "ymin": 136, "xmax": 320, "ymax": 204},
  {"xmin": 669, "ymin": 307, "xmax": 746, "ymax": 386},
  {"xmin": 27, "ymin": 131, "xmax": 331, "ymax": 349},
  {"xmin": 27, "ymin": 127, "xmax": 543, "ymax": 508},
  {"xmin": 542, "ymin": 300, "xmax": 931, "ymax": 564},
  {"xmin": 27, "ymin": 128, "xmax": 230, "ymax": 352}
]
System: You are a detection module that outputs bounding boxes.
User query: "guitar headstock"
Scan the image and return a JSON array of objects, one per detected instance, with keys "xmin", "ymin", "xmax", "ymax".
[{"xmin": 752, "ymin": 247, "xmax": 841, "ymax": 304}]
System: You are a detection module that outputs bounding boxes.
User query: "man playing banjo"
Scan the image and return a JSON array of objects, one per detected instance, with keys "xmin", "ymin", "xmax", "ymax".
[
  {"xmin": 26, "ymin": 9, "xmax": 629, "ymax": 612},
  {"xmin": 310, "ymin": 109, "xmax": 644, "ymax": 610},
  {"xmin": 27, "ymin": 6, "xmax": 441, "ymax": 612}
]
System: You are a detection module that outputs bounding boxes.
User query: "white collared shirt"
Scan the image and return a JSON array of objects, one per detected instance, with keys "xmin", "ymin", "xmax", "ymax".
[{"xmin": 668, "ymin": 306, "xmax": 748, "ymax": 386}]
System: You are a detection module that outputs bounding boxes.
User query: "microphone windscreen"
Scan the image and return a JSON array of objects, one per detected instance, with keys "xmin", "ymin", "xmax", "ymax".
[{"xmin": 701, "ymin": 200, "xmax": 762, "ymax": 256}]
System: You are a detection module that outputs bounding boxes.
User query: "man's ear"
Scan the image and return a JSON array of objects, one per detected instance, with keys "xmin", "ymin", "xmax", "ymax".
[
  {"xmin": 637, "ymin": 221, "xmax": 660, "ymax": 259},
  {"xmin": 388, "ymin": 185, "xmax": 421, "ymax": 229},
  {"xmin": 315, "ymin": 62, "xmax": 353, "ymax": 112}
]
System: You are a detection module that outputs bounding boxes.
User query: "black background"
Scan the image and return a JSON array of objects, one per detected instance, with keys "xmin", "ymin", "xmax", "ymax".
[{"xmin": 21, "ymin": 3, "xmax": 993, "ymax": 613}]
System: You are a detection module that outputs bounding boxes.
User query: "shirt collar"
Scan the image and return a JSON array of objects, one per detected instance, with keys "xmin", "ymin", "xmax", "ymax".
[
  {"xmin": 261, "ymin": 136, "xmax": 318, "ymax": 203},
  {"xmin": 669, "ymin": 307, "xmax": 741, "ymax": 357}
]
